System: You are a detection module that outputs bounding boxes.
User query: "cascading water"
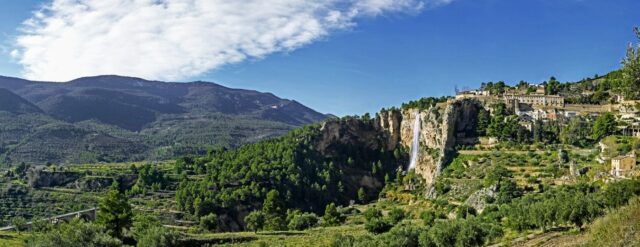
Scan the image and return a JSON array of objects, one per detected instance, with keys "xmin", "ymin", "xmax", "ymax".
[{"xmin": 408, "ymin": 111, "xmax": 422, "ymax": 170}]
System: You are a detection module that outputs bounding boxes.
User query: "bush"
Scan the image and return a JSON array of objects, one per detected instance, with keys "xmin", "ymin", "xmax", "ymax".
[
  {"xmin": 380, "ymin": 224, "xmax": 421, "ymax": 247},
  {"xmin": 585, "ymin": 197, "xmax": 640, "ymax": 247},
  {"xmin": 420, "ymin": 211, "xmax": 436, "ymax": 227},
  {"xmin": 288, "ymin": 212, "xmax": 319, "ymax": 231},
  {"xmin": 323, "ymin": 203, "xmax": 345, "ymax": 226},
  {"xmin": 244, "ymin": 211, "xmax": 265, "ymax": 232},
  {"xmin": 387, "ymin": 207, "xmax": 406, "ymax": 225},
  {"xmin": 26, "ymin": 218, "xmax": 121, "ymax": 247},
  {"xmin": 365, "ymin": 217, "xmax": 393, "ymax": 234},
  {"xmin": 136, "ymin": 226, "xmax": 181, "ymax": 247},
  {"xmin": 456, "ymin": 205, "xmax": 477, "ymax": 219},
  {"xmin": 11, "ymin": 216, "xmax": 27, "ymax": 234},
  {"xmin": 199, "ymin": 213, "xmax": 217, "ymax": 232}
]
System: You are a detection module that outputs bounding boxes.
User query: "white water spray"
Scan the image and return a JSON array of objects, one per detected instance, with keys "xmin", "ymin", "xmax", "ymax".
[{"xmin": 408, "ymin": 111, "xmax": 422, "ymax": 170}]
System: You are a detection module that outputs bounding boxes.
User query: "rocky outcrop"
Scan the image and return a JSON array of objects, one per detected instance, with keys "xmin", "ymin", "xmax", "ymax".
[
  {"xmin": 311, "ymin": 99, "xmax": 485, "ymax": 187},
  {"xmin": 377, "ymin": 109, "xmax": 402, "ymax": 150},
  {"xmin": 317, "ymin": 118, "xmax": 395, "ymax": 157},
  {"xmin": 27, "ymin": 169, "xmax": 81, "ymax": 188},
  {"xmin": 374, "ymin": 99, "xmax": 485, "ymax": 185},
  {"xmin": 464, "ymin": 184, "xmax": 498, "ymax": 213}
]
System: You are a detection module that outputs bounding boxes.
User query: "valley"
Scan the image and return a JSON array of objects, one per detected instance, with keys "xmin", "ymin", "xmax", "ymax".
[{"xmin": 1, "ymin": 23, "xmax": 640, "ymax": 247}]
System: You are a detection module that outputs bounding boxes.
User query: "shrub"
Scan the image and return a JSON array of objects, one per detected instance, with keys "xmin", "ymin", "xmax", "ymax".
[
  {"xmin": 288, "ymin": 212, "xmax": 319, "ymax": 231},
  {"xmin": 199, "ymin": 213, "xmax": 217, "ymax": 232},
  {"xmin": 456, "ymin": 205, "xmax": 477, "ymax": 219},
  {"xmin": 365, "ymin": 217, "xmax": 393, "ymax": 234},
  {"xmin": 26, "ymin": 218, "xmax": 121, "ymax": 247},
  {"xmin": 136, "ymin": 226, "xmax": 180, "ymax": 247},
  {"xmin": 244, "ymin": 211, "xmax": 265, "ymax": 232},
  {"xmin": 420, "ymin": 211, "xmax": 436, "ymax": 227},
  {"xmin": 323, "ymin": 203, "xmax": 345, "ymax": 226},
  {"xmin": 387, "ymin": 207, "xmax": 406, "ymax": 225}
]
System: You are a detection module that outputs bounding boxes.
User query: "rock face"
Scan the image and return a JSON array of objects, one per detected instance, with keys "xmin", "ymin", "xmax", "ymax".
[
  {"xmin": 292, "ymin": 98, "xmax": 484, "ymax": 188},
  {"xmin": 464, "ymin": 184, "xmax": 498, "ymax": 213},
  {"xmin": 377, "ymin": 109, "xmax": 402, "ymax": 150},
  {"xmin": 374, "ymin": 99, "xmax": 485, "ymax": 184},
  {"xmin": 27, "ymin": 169, "xmax": 81, "ymax": 188}
]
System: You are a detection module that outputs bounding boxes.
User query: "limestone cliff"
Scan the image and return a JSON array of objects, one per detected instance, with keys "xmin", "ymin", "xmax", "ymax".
[
  {"xmin": 377, "ymin": 109, "xmax": 402, "ymax": 150},
  {"xmin": 375, "ymin": 99, "xmax": 485, "ymax": 184},
  {"xmin": 310, "ymin": 99, "xmax": 485, "ymax": 187}
]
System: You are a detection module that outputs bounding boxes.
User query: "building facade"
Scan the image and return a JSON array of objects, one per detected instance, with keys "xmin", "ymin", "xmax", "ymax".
[
  {"xmin": 504, "ymin": 94, "xmax": 565, "ymax": 107},
  {"xmin": 611, "ymin": 153, "xmax": 636, "ymax": 177}
]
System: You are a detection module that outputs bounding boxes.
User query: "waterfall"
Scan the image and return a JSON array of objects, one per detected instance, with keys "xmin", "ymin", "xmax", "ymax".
[{"xmin": 408, "ymin": 111, "xmax": 422, "ymax": 170}]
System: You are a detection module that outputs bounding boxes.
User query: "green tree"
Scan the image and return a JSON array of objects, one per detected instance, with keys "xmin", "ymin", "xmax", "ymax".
[
  {"xmin": 135, "ymin": 226, "xmax": 180, "ymax": 247},
  {"xmin": 26, "ymin": 218, "xmax": 120, "ymax": 247},
  {"xmin": 476, "ymin": 109, "xmax": 490, "ymax": 136},
  {"xmin": 131, "ymin": 214, "xmax": 161, "ymax": 241},
  {"xmin": 364, "ymin": 208, "xmax": 392, "ymax": 234},
  {"xmin": 546, "ymin": 77, "xmax": 560, "ymax": 95},
  {"xmin": 322, "ymin": 203, "xmax": 344, "ymax": 226},
  {"xmin": 262, "ymin": 190, "xmax": 286, "ymax": 230},
  {"xmin": 621, "ymin": 27, "xmax": 640, "ymax": 99},
  {"xmin": 421, "ymin": 211, "xmax": 436, "ymax": 227},
  {"xmin": 11, "ymin": 216, "xmax": 27, "ymax": 235},
  {"xmin": 591, "ymin": 113, "xmax": 617, "ymax": 140},
  {"xmin": 560, "ymin": 117, "xmax": 593, "ymax": 147},
  {"xmin": 199, "ymin": 213, "xmax": 218, "ymax": 232},
  {"xmin": 387, "ymin": 207, "xmax": 406, "ymax": 225},
  {"xmin": 244, "ymin": 211, "xmax": 265, "ymax": 233},
  {"xmin": 357, "ymin": 187, "xmax": 367, "ymax": 204},
  {"xmin": 96, "ymin": 182, "xmax": 133, "ymax": 239},
  {"xmin": 287, "ymin": 212, "xmax": 319, "ymax": 231},
  {"xmin": 456, "ymin": 205, "xmax": 477, "ymax": 219}
]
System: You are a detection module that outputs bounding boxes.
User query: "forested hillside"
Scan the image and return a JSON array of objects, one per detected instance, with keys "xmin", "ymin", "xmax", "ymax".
[{"xmin": 0, "ymin": 75, "xmax": 329, "ymax": 165}]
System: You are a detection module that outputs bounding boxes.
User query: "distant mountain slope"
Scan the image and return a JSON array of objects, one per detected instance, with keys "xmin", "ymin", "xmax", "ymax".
[
  {"xmin": 0, "ymin": 75, "xmax": 329, "ymax": 165},
  {"xmin": 0, "ymin": 89, "xmax": 42, "ymax": 114}
]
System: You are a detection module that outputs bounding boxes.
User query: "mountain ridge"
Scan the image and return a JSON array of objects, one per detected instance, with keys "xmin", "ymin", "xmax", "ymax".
[{"xmin": 0, "ymin": 75, "xmax": 331, "ymax": 165}]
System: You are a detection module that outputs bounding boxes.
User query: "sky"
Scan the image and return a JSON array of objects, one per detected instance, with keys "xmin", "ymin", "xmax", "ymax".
[{"xmin": 0, "ymin": 0, "xmax": 639, "ymax": 116}]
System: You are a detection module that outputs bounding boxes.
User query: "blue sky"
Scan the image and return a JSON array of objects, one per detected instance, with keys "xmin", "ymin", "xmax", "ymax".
[{"xmin": 0, "ymin": 0, "xmax": 639, "ymax": 116}]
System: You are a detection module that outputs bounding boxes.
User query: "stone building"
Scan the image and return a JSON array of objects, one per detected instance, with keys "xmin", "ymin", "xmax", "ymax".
[
  {"xmin": 504, "ymin": 94, "xmax": 565, "ymax": 107},
  {"xmin": 611, "ymin": 152, "xmax": 636, "ymax": 177}
]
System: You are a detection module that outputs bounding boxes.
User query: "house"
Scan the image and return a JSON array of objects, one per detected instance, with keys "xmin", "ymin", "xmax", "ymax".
[
  {"xmin": 455, "ymin": 90, "xmax": 490, "ymax": 99},
  {"xmin": 504, "ymin": 94, "xmax": 565, "ymax": 107},
  {"xmin": 611, "ymin": 152, "xmax": 636, "ymax": 177},
  {"xmin": 563, "ymin": 111, "xmax": 578, "ymax": 118}
]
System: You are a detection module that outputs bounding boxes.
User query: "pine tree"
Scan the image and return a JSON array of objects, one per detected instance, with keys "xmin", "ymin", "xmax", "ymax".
[
  {"xmin": 262, "ymin": 190, "xmax": 286, "ymax": 230},
  {"xmin": 357, "ymin": 187, "xmax": 366, "ymax": 204},
  {"xmin": 96, "ymin": 182, "xmax": 133, "ymax": 239}
]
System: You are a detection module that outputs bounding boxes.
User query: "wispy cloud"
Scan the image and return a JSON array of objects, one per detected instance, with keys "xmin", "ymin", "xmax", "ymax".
[{"xmin": 12, "ymin": 0, "xmax": 452, "ymax": 81}]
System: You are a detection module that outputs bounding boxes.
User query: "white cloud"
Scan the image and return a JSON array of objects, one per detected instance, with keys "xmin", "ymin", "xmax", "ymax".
[{"xmin": 12, "ymin": 0, "xmax": 452, "ymax": 81}]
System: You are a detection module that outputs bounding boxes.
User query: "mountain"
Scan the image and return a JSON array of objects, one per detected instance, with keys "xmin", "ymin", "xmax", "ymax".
[
  {"xmin": 0, "ymin": 89, "xmax": 42, "ymax": 114},
  {"xmin": 0, "ymin": 75, "xmax": 330, "ymax": 165}
]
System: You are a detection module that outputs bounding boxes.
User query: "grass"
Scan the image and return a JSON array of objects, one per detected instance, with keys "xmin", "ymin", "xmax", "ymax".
[
  {"xmin": 0, "ymin": 231, "xmax": 27, "ymax": 247},
  {"xmin": 582, "ymin": 197, "xmax": 640, "ymax": 247},
  {"xmin": 188, "ymin": 224, "xmax": 370, "ymax": 247}
]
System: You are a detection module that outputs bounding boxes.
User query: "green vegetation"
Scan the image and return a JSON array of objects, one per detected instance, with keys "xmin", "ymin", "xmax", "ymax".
[
  {"xmin": 25, "ymin": 218, "xmax": 121, "ymax": 247},
  {"xmin": 174, "ymin": 121, "xmax": 403, "ymax": 230},
  {"xmin": 96, "ymin": 183, "xmax": 133, "ymax": 239},
  {"xmin": 401, "ymin": 97, "xmax": 449, "ymax": 110},
  {"xmin": 3, "ymin": 28, "xmax": 640, "ymax": 246},
  {"xmin": 584, "ymin": 197, "xmax": 640, "ymax": 247}
]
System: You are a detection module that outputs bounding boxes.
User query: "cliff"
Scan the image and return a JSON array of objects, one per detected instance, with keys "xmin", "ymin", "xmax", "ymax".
[
  {"xmin": 376, "ymin": 99, "xmax": 486, "ymax": 184},
  {"xmin": 292, "ymin": 98, "xmax": 485, "ymax": 191}
]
